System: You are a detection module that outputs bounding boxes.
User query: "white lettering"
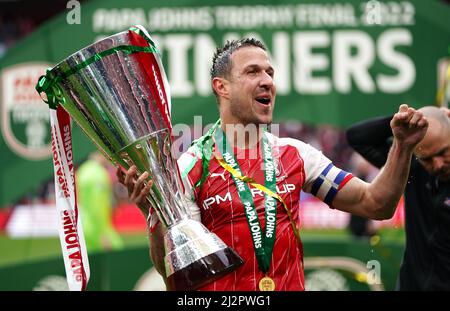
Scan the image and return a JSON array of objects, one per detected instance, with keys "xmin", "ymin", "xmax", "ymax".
[
  {"xmin": 251, "ymin": 188, "xmax": 264, "ymax": 197},
  {"xmin": 202, "ymin": 197, "xmax": 215, "ymax": 210},
  {"xmin": 93, "ymin": 9, "xmax": 146, "ymax": 32},
  {"xmin": 271, "ymin": 32, "xmax": 290, "ymax": 95},
  {"xmin": 202, "ymin": 192, "xmax": 233, "ymax": 210},
  {"xmin": 284, "ymin": 184, "xmax": 296, "ymax": 193},
  {"xmin": 88, "ymin": 29, "xmax": 417, "ymax": 96},
  {"xmin": 202, "ymin": 184, "xmax": 295, "ymax": 209},
  {"xmin": 249, "ymin": 220, "xmax": 262, "ymax": 248},
  {"xmin": 377, "ymin": 28, "xmax": 415, "ymax": 93},
  {"xmin": 177, "ymin": 294, "xmax": 212, "ymax": 308},
  {"xmin": 152, "ymin": 65, "xmax": 167, "ymax": 109},
  {"xmin": 266, "ymin": 197, "xmax": 276, "ymax": 211},
  {"xmin": 294, "ymin": 31, "xmax": 331, "ymax": 94},
  {"xmin": 149, "ymin": 7, "xmax": 213, "ymax": 31},
  {"xmin": 163, "ymin": 35, "xmax": 194, "ymax": 96},
  {"xmin": 215, "ymin": 6, "xmax": 294, "ymax": 29},
  {"xmin": 295, "ymin": 4, "xmax": 357, "ymax": 27},
  {"xmin": 334, "ymin": 30, "xmax": 375, "ymax": 93},
  {"xmin": 66, "ymin": 0, "xmax": 81, "ymax": 25},
  {"xmin": 194, "ymin": 35, "xmax": 216, "ymax": 96},
  {"xmin": 266, "ymin": 212, "xmax": 276, "ymax": 238}
]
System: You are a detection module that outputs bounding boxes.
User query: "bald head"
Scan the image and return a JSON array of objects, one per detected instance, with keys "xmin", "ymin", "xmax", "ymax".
[
  {"xmin": 415, "ymin": 106, "xmax": 450, "ymax": 181},
  {"xmin": 418, "ymin": 106, "xmax": 450, "ymax": 129}
]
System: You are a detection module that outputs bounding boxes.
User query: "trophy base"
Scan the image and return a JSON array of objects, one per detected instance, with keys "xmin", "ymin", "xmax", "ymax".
[{"xmin": 166, "ymin": 247, "xmax": 243, "ymax": 291}]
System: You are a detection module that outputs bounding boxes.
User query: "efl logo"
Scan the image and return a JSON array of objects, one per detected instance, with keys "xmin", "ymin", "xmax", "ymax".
[{"xmin": 1, "ymin": 63, "xmax": 52, "ymax": 160}]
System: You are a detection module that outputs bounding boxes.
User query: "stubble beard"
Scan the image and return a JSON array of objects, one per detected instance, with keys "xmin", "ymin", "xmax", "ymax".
[{"xmin": 230, "ymin": 100, "xmax": 274, "ymax": 128}]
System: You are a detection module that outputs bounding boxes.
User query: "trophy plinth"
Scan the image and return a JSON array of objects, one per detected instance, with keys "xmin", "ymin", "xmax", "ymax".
[
  {"xmin": 36, "ymin": 25, "xmax": 243, "ymax": 290},
  {"xmin": 164, "ymin": 219, "xmax": 243, "ymax": 291},
  {"xmin": 167, "ymin": 247, "xmax": 243, "ymax": 291}
]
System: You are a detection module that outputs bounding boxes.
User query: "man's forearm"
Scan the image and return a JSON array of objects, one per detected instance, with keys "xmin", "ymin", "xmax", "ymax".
[
  {"xmin": 366, "ymin": 140, "xmax": 413, "ymax": 219},
  {"xmin": 336, "ymin": 105, "xmax": 427, "ymax": 220}
]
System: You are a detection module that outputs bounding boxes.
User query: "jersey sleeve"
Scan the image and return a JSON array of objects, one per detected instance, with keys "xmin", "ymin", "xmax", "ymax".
[{"xmin": 296, "ymin": 139, "xmax": 354, "ymax": 206}]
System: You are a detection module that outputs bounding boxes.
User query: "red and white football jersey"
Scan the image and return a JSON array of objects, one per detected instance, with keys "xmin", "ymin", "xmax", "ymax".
[{"xmin": 174, "ymin": 132, "xmax": 353, "ymax": 291}]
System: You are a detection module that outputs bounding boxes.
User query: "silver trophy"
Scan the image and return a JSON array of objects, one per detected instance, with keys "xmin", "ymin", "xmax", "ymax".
[{"xmin": 36, "ymin": 26, "xmax": 243, "ymax": 290}]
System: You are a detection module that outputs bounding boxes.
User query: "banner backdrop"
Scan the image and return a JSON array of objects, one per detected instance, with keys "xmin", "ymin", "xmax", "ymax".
[{"xmin": 1, "ymin": 0, "xmax": 449, "ymax": 206}]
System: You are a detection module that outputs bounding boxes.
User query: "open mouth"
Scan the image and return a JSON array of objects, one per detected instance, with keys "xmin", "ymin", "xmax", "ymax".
[{"xmin": 255, "ymin": 97, "xmax": 271, "ymax": 105}]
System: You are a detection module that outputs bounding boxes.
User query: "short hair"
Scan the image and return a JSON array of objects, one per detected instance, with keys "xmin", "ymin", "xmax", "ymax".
[{"xmin": 210, "ymin": 38, "xmax": 267, "ymax": 81}]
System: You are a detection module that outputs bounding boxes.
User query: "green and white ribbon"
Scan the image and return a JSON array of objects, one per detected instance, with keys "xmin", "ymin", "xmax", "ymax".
[{"xmin": 214, "ymin": 128, "xmax": 277, "ymax": 273}]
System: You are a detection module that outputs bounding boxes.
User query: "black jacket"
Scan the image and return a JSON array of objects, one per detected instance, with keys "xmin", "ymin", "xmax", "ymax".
[{"xmin": 346, "ymin": 116, "xmax": 450, "ymax": 290}]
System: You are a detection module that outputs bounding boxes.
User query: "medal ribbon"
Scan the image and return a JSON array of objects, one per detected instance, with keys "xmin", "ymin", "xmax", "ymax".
[
  {"xmin": 214, "ymin": 128, "xmax": 278, "ymax": 273},
  {"xmin": 213, "ymin": 127, "xmax": 301, "ymax": 244}
]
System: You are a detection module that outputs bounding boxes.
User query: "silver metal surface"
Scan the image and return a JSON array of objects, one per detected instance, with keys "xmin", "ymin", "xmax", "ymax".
[
  {"xmin": 52, "ymin": 27, "xmax": 185, "ymax": 227},
  {"xmin": 164, "ymin": 219, "xmax": 228, "ymax": 276},
  {"xmin": 44, "ymin": 26, "xmax": 242, "ymax": 290}
]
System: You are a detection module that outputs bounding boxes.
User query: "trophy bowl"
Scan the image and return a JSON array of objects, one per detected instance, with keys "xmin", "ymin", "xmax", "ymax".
[{"xmin": 36, "ymin": 25, "xmax": 243, "ymax": 291}]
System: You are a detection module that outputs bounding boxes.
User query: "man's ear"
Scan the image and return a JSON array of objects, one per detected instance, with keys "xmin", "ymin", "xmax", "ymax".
[{"xmin": 212, "ymin": 77, "xmax": 229, "ymax": 99}]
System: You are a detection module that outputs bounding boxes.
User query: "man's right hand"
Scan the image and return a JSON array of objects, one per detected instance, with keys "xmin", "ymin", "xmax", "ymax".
[
  {"xmin": 390, "ymin": 104, "xmax": 428, "ymax": 150},
  {"xmin": 116, "ymin": 165, "xmax": 153, "ymax": 208}
]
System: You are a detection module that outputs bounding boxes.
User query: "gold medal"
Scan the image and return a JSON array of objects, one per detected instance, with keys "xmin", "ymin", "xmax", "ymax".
[{"xmin": 259, "ymin": 276, "xmax": 275, "ymax": 291}]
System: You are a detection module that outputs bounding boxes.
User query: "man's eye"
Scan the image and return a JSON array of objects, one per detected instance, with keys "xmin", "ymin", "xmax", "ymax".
[{"xmin": 438, "ymin": 147, "xmax": 449, "ymax": 156}]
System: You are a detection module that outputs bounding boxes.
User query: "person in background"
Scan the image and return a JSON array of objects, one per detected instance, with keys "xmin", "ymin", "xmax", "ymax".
[
  {"xmin": 76, "ymin": 152, "xmax": 124, "ymax": 252},
  {"xmin": 346, "ymin": 106, "xmax": 450, "ymax": 290}
]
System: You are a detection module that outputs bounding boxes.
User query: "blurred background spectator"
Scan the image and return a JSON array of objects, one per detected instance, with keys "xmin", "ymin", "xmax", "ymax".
[{"xmin": 76, "ymin": 152, "xmax": 124, "ymax": 252}]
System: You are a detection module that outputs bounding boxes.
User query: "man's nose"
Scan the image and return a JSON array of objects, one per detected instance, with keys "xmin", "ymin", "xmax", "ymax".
[{"xmin": 260, "ymin": 72, "xmax": 274, "ymax": 88}]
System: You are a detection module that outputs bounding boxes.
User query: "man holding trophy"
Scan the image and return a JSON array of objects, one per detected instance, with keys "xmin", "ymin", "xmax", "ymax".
[
  {"xmin": 36, "ymin": 25, "xmax": 427, "ymax": 291},
  {"xmin": 121, "ymin": 38, "xmax": 429, "ymax": 291}
]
